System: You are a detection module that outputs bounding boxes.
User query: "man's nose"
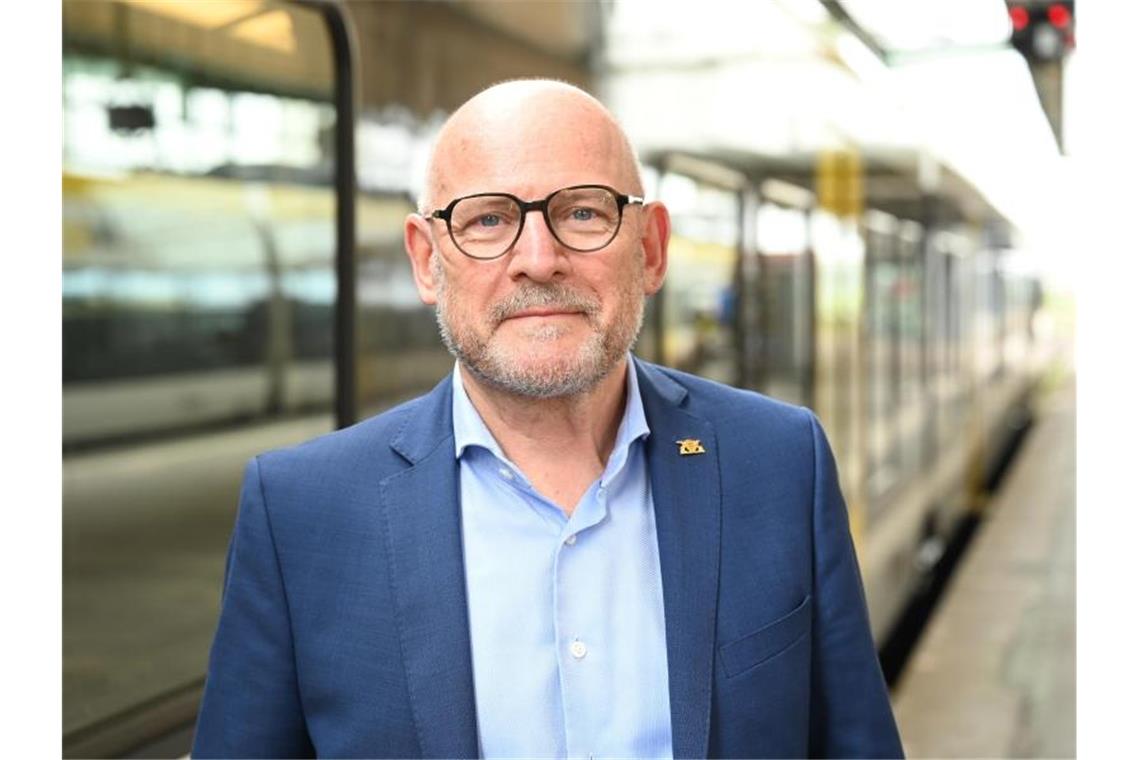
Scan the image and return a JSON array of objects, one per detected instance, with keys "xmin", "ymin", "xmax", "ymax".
[{"xmin": 505, "ymin": 210, "xmax": 568, "ymax": 282}]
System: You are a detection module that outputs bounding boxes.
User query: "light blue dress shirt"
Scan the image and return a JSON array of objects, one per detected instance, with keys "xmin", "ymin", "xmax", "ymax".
[{"xmin": 452, "ymin": 358, "xmax": 674, "ymax": 759}]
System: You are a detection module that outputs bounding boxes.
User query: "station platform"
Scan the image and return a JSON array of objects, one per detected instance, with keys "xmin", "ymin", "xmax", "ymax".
[{"xmin": 890, "ymin": 372, "xmax": 1075, "ymax": 758}]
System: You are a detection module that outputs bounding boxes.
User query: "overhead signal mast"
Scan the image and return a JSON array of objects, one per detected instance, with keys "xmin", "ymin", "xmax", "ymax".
[{"xmin": 1007, "ymin": 0, "xmax": 1075, "ymax": 152}]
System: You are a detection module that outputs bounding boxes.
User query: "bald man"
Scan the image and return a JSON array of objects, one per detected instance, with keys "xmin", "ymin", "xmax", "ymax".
[{"xmin": 193, "ymin": 80, "xmax": 903, "ymax": 759}]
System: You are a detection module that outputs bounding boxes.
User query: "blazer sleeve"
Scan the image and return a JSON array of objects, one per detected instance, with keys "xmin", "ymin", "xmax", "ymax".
[
  {"xmin": 192, "ymin": 457, "xmax": 315, "ymax": 759},
  {"xmin": 806, "ymin": 413, "xmax": 905, "ymax": 758}
]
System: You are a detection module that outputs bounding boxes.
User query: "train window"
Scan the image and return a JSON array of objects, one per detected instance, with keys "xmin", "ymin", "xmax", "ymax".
[
  {"xmin": 932, "ymin": 234, "xmax": 969, "ymax": 448},
  {"xmin": 352, "ymin": 106, "xmax": 453, "ymax": 418},
  {"xmin": 634, "ymin": 164, "xmax": 663, "ymax": 362},
  {"xmin": 999, "ymin": 250, "xmax": 1040, "ymax": 367},
  {"xmin": 658, "ymin": 173, "xmax": 740, "ymax": 384},
  {"xmin": 355, "ymin": 186, "xmax": 453, "ymax": 417},
  {"xmin": 895, "ymin": 222, "xmax": 925, "ymax": 483},
  {"xmin": 864, "ymin": 211, "xmax": 901, "ymax": 501},
  {"xmin": 974, "ymin": 249, "xmax": 1004, "ymax": 380},
  {"xmin": 62, "ymin": 1, "xmax": 341, "ymax": 754},
  {"xmin": 755, "ymin": 202, "xmax": 813, "ymax": 407}
]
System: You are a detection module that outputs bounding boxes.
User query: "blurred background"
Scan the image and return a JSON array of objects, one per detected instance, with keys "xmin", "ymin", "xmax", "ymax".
[{"xmin": 61, "ymin": 0, "xmax": 1079, "ymax": 756}]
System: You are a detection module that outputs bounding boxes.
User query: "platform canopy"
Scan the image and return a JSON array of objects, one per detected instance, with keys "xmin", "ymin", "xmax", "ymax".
[{"xmin": 596, "ymin": 0, "xmax": 1063, "ymax": 233}]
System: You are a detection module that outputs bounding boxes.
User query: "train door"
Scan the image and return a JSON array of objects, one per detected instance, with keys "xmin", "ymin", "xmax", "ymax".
[
  {"xmin": 920, "ymin": 227, "xmax": 940, "ymax": 470},
  {"xmin": 62, "ymin": 2, "xmax": 352, "ymax": 755},
  {"xmin": 809, "ymin": 207, "xmax": 864, "ymax": 516},
  {"xmin": 862, "ymin": 212, "xmax": 933, "ymax": 509}
]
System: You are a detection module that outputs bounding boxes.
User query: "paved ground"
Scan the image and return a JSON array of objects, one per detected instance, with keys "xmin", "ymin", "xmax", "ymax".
[
  {"xmin": 63, "ymin": 414, "xmax": 333, "ymax": 738},
  {"xmin": 891, "ymin": 374, "xmax": 1076, "ymax": 758}
]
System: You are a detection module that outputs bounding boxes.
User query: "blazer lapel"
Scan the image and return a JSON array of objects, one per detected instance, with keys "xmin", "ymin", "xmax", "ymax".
[
  {"xmin": 380, "ymin": 376, "xmax": 479, "ymax": 758},
  {"xmin": 636, "ymin": 359, "xmax": 722, "ymax": 760}
]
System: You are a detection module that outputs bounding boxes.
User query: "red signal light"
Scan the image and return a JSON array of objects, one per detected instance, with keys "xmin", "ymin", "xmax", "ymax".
[
  {"xmin": 1010, "ymin": 5, "xmax": 1030, "ymax": 31},
  {"xmin": 1047, "ymin": 3, "xmax": 1071, "ymax": 28}
]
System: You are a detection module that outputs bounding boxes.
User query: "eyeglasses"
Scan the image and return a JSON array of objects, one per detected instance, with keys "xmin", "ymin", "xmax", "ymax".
[{"xmin": 426, "ymin": 184, "xmax": 644, "ymax": 260}]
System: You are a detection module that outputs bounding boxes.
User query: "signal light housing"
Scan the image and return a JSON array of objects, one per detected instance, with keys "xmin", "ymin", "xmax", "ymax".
[{"xmin": 1008, "ymin": 1, "xmax": 1075, "ymax": 62}]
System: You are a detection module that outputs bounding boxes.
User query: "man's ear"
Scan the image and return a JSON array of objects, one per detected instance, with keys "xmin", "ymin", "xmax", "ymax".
[
  {"xmin": 404, "ymin": 213, "xmax": 440, "ymax": 306},
  {"xmin": 639, "ymin": 201, "xmax": 670, "ymax": 295}
]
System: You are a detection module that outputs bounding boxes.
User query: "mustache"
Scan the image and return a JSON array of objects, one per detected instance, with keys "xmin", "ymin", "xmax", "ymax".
[{"xmin": 491, "ymin": 284, "xmax": 601, "ymax": 324}]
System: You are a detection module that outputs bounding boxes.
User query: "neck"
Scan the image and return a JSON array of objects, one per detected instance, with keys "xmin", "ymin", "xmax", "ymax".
[{"xmin": 458, "ymin": 358, "xmax": 631, "ymax": 513}]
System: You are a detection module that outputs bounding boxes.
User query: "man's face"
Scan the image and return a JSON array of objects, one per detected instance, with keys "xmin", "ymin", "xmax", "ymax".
[
  {"xmin": 430, "ymin": 231, "xmax": 647, "ymax": 398},
  {"xmin": 408, "ymin": 88, "xmax": 668, "ymax": 399}
]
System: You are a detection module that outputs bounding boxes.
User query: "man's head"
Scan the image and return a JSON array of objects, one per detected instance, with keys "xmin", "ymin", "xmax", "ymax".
[{"xmin": 404, "ymin": 79, "xmax": 669, "ymax": 399}]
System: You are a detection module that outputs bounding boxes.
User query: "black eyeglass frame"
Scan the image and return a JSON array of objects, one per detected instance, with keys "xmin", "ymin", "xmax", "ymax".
[{"xmin": 426, "ymin": 183, "xmax": 645, "ymax": 260}]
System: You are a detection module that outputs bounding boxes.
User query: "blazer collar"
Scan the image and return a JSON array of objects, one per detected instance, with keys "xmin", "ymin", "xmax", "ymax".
[{"xmin": 388, "ymin": 373, "xmax": 455, "ymax": 465}]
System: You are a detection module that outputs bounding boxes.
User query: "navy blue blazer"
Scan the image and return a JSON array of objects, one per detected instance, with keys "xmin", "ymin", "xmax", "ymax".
[{"xmin": 193, "ymin": 359, "xmax": 903, "ymax": 758}]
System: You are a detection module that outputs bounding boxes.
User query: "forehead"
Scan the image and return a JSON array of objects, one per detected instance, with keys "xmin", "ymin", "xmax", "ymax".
[{"xmin": 432, "ymin": 92, "xmax": 633, "ymax": 201}]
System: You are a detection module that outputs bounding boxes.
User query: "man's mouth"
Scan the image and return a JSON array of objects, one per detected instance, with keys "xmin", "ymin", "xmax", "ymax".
[
  {"xmin": 490, "ymin": 284, "xmax": 599, "ymax": 326},
  {"xmin": 503, "ymin": 308, "xmax": 582, "ymax": 320}
]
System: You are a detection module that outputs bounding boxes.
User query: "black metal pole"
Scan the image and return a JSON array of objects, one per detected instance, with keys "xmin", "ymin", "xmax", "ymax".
[{"xmin": 301, "ymin": 0, "xmax": 359, "ymax": 429}]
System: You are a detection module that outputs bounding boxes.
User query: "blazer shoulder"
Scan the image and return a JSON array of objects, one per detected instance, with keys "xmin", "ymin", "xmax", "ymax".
[
  {"xmin": 254, "ymin": 382, "xmax": 448, "ymax": 485},
  {"xmin": 643, "ymin": 361, "xmax": 815, "ymax": 432},
  {"xmin": 638, "ymin": 361, "xmax": 822, "ymax": 484}
]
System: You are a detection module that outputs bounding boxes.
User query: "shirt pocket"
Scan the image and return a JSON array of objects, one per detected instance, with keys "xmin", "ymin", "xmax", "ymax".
[{"xmin": 718, "ymin": 594, "xmax": 812, "ymax": 679}]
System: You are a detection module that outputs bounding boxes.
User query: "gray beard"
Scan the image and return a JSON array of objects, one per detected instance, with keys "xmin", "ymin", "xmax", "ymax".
[{"xmin": 432, "ymin": 260, "xmax": 644, "ymax": 399}]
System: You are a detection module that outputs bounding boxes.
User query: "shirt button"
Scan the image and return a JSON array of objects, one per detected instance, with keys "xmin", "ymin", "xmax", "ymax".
[
  {"xmin": 570, "ymin": 640, "xmax": 588, "ymax": 659},
  {"xmin": 564, "ymin": 534, "xmax": 577, "ymax": 546},
  {"xmin": 498, "ymin": 467, "xmax": 513, "ymax": 480}
]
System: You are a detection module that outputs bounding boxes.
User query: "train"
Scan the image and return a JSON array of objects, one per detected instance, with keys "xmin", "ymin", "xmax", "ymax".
[{"xmin": 61, "ymin": 0, "xmax": 1055, "ymax": 756}]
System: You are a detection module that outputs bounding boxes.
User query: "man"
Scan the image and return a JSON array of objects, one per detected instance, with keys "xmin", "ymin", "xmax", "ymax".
[{"xmin": 193, "ymin": 80, "xmax": 903, "ymax": 759}]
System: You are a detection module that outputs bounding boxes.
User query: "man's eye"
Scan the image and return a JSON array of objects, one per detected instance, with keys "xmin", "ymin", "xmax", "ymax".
[
  {"xmin": 570, "ymin": 207, "xmax": 596, "ymax": 221},
  {"xmin": 477, "ymin": 214, "xmax": 502, "ymax": 227}
]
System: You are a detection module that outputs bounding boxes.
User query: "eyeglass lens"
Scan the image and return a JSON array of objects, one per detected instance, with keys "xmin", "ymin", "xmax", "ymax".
[{"xmin": 448, "ymin": 187, "xmax": 623, "ymax": 259}]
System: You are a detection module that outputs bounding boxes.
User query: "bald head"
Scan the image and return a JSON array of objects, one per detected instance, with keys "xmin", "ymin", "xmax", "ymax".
[
  {"xmin": 419, "ymin": 79, "xmax": 643, "ymax": 213},
  {"xmin": 402, "ymin": 80, "xmax": 672, "ymax": 401}
]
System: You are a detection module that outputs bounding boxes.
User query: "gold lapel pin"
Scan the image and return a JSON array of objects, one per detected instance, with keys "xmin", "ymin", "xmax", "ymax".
[{"xmin": 676, "ymin": 439, "xmax": 706, "ymax": 456}]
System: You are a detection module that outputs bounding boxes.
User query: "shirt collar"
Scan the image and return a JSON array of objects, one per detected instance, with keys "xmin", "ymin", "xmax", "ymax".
[{"xmin": 451, "ymin": 355, "xmax": 650, "ymax": 465}]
